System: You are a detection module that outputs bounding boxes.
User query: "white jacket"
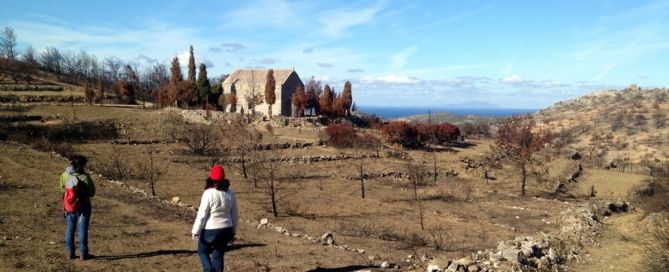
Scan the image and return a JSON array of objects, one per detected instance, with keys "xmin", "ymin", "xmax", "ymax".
[{"xmin": 191, "ymin": 188, "xmax": 239, "ymax": 236}]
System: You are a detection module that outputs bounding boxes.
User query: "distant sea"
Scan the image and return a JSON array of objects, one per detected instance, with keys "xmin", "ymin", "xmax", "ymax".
[{"xmin": 359, "ymin": 106, "xmax": 538, "ymax": 119}]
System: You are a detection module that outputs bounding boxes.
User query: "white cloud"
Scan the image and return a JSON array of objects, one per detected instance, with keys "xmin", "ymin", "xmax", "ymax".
[
  {"xmin": 390, "ymin": 46, "xmax": 417, "ymax": 69},
  {"xmin": 501, "ymin": 74, "xmax": 523, "ymax": 83},
  {"xmin": 364, "ymin": 74, "xmax": 422, "ymax": 84},
  {"xmin": 318, "ymin": 0, "xmax": 387, "ymax": 37}
]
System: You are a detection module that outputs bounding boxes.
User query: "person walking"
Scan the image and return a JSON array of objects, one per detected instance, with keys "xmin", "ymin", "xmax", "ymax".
[
  {"xmin": 59, "ymin": 155, "xmax": 96, "ymax": 260},
  {"xmin": 192, "ymin": 165, "xmax": 239, "ymax": 272}
]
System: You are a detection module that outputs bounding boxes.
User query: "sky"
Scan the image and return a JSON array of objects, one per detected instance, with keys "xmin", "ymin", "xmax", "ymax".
[{"xmin": 2, "ymin": 0, "xmax": 668, "ymax": 108}]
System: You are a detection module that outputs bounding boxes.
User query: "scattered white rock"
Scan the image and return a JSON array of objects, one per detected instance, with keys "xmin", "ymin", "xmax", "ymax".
[
  {"xmin": 49, "ymin": 241, "xmax": 55, "ymax": 245},
  {"xmin": 380, "ymin": 261, "xmax": 390, "ymax": 268},
  {"xmin": 171, "ymin": 196, "xmax": 180, "ymax": 204},
  {"xmin": 426, "ymin": 264, "xmax": 440, "ymax": 272}
]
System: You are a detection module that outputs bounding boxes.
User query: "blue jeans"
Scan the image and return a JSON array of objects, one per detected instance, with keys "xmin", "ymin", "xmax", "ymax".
[
  {"xmin": 197, "ymin": 227, "xmax": 234, "ymax": 272},
  {"xmin": 64, "ymin": 202, "xmax": 92, "ymax": 257}
]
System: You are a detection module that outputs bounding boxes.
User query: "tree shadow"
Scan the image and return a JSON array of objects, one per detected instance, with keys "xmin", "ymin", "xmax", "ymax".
[
  {"xmin": 307, "ymin": 265, "xmax": 377, "ymax": 272},
  {"xmin": 95, "ymin": 243, "xmax": 266, "ymax": 261}
]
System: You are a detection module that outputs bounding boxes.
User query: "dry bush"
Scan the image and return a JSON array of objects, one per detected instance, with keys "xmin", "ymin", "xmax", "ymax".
[
  {"xmin": 162, "ymin": 112, "xmax": 187, "ymax": 141},
  {"xmin": 641, "ymin": 214, "xmax": 669, "ymax": 272},
  {"xmin": 179, "ymin": 123, "xmax": 218, "ymax": 155},
  {"xmin": 91, "ymin": 145, "xmax": 129, "ymax": 181},
  {"xmin": 324, "ymin": 122, "xmax": 357, "ymax": 148},
  {"xmin": 428, "ymin": 225, "xmax": 454, "ymax": 251},
  {"xmin": 30, "ymin": 137, "xmax": 75, "ymax": 158},
  {"xmin": 336, "ymin": 221, "xmax": 428, "ymax": 249}
]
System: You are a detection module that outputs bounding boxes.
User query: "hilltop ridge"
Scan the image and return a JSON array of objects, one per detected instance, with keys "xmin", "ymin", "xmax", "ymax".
[{"xmin": 536, "ymin": 86, "xmax": 669, "ymax": 164}]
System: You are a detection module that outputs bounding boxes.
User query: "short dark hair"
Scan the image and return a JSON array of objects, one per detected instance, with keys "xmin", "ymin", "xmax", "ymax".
[{"xmin": 71, "ymin": 155, "xmax": 88, "ymax": 170}]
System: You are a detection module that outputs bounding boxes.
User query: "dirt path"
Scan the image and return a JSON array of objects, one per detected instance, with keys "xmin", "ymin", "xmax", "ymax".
[
  {"xmin": 571, "ymin": 210, "xmax": 647, "ymax": 272},
  {"xmin": 0, "ymin": 142, "xmax": 373, "ymax": 271}
]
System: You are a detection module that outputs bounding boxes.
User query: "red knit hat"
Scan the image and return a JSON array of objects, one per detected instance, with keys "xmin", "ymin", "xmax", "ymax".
[{"xmin": 209, "ymin": 165, "xmax": 225, "ymax": 181}]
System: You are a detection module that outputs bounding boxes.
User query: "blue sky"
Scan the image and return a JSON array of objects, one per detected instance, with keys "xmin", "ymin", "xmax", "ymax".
[{"xmin": 2, "ymin": 0, "xmax": 668, "ymax": 108}]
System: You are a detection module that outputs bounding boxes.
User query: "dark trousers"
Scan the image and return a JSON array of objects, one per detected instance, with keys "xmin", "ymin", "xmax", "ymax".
[
  {"xmin": 64, "ymin": 202, "xmax": 92, "ymax": 257},
  {"xmin": 197, "ymin": 227, "xmax": 234, "ymax": 272}
]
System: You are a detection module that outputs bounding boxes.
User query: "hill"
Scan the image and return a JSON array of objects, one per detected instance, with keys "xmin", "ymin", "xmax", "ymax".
[{"xmin": 535, "ymin": 86, "xmax": 669, "ymax": 164}]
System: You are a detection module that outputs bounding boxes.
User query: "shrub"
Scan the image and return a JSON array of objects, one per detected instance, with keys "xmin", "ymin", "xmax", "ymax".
[
  {"xmin": 324, "ymin": 122, "xmax": 357, "ymax": 148},
  {"xmin": 380, "ymin": 121, "xmax": 422, "ymax": 148},
  {"xmin": 416, "ymin": 123, "xmax": 460, "ymax": 144}
]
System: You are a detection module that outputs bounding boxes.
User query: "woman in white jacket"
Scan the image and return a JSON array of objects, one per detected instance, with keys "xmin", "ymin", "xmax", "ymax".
[{"xmin": 192, "ymin": 165, "xmax": 239, "ymax": 272}]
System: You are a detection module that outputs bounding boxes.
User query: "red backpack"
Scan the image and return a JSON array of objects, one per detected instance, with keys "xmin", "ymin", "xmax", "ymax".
[{"xmin": 63, "ymin": 173, "xmax": 84, "ymax": 213}]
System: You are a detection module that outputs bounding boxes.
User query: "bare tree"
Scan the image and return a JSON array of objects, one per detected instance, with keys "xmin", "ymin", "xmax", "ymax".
[
  {"xmin": 244, "ymin": 71, "xmax": 263, "ymax": 116},
  {"xmin": 85, "ymin": 82, "xmax": 94, "ymax": 105},
  {"xmin": 219, "ymin": 120, "xmax": 262, "ymax": 180},
  {"xmin": 138, "ymin": 145, "xmax": 164, "ymax": 196},
  {"xmin": 0, "ymin": 26, "xmax": 17, "ymax": 60},
  {"xmin": 39, "ymin": 47, "xmax": 62, "ymax": 73},
  {"xmin": 406, "ymin": 158, "xmax": 427, "ymax": 230},
  {"xmin": 21, "ymin": 46, "xmax": 38, "ymax": 66},
  {"xmin": 104, "ymin": 57, "xmax": 123, "ymax": 83},
  {"xmin": 260, "ymin": 156, "xmax": 282, "ymax": 217}
]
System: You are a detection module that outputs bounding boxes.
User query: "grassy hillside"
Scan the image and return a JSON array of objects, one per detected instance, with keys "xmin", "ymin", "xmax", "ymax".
[{"xmin": 535, "ymin": 86, "xmax": 669, "ymax": 164}]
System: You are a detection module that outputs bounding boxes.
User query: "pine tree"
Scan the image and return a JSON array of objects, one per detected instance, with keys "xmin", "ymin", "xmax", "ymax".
[
  {"xmin": 342, "ymin": 80, "xmax": 353, "ymax": 116},
  {"xmin": 196, "ymin": 63, "xmax": 211, "ymax": 109},
  {"xmin": 264, "ymin": 69, "xmax": 276, "ymax": 117},
  {"xmin": 168, "ymin": 56, "xmax": 183, "ymax": 107}
]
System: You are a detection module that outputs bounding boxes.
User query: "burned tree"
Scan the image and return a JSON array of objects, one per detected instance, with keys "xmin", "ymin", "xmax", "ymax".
[{"xmin": 494, "ymin": 115, "xmax": 552, "ymax": 196}]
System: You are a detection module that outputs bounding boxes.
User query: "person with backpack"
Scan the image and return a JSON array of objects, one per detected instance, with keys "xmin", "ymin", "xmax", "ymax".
[
  {"xmin": 59, "ymin": 155, "xmax": 96, "ymax": 261},
  {"xmin": 192, "ymin": 165, "xmax": 239, "ymax": 272}
]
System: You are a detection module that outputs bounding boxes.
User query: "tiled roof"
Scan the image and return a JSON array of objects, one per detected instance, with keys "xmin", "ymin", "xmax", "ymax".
[{"xmin": 223, "ymin": 69, "xmax": 294, "ymax": 85}]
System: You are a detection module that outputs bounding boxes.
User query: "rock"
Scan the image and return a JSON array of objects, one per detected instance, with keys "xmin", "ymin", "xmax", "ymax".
[
  {"xmin": 259, "ymin": 218, "xmax": 269, "ymax": 226},
  {"xmin": 500, "ymin": 247, "xmax": 521, "ymax": 263},
  {"xmin": 421, "ymin": 255, "xmax": 430, "ymax": 262},
  {"xmin": 489, "ymin": 251, "xmax": 502, "ymax": 262},
  {"xmin": 445, "ymin": 261, "xmax": 459, "ymax": 272},
  {"xmin": 368, "ymin": 255, "xmax": 376, "ymax": 261},
  {"xmin": 546, "ymin": 247, "xmax": 557, "ymax": 262},
  {"xmin": 49, "ymin": 241, "xmax": 55, "ymax": 245},
  {"xmin": 321, "ymin": 233, "xmax": 335, "ymax": 245},
  {"xmin": 380, "ymin": 261, "xmax": 390, "ymax": 268},
  {"xmin": 356, "ymin": 249, "xmax": 365, "ymax": 254},
  {"xmin": 467, "ymin": 265, "xmax": 479, "ymax": 272},
  {"xmin": 567, "ymin": 151, "xmax": 582, "ymax": 160},
  {"xmin": 426, "ymin": 264, "xmax": 441, "ymax": 272},
  {"xmin": 455, "ymin": 256, "xmax": 473, "ymax": 267},
  {"xmin": 274, "ymin": 226, "xmax": 286, "ymax": 233}
]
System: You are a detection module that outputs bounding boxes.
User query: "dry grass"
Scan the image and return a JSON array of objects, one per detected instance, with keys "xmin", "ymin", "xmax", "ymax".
[{"xmin": 1, "ymin": 103, "xmax": 661, "ymax": 271}]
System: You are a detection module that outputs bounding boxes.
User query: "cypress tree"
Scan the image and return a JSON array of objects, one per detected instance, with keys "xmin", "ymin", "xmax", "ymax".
[{"xmin": 264, "ymin": 69, "xmax": 276, "ymax": 117}]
